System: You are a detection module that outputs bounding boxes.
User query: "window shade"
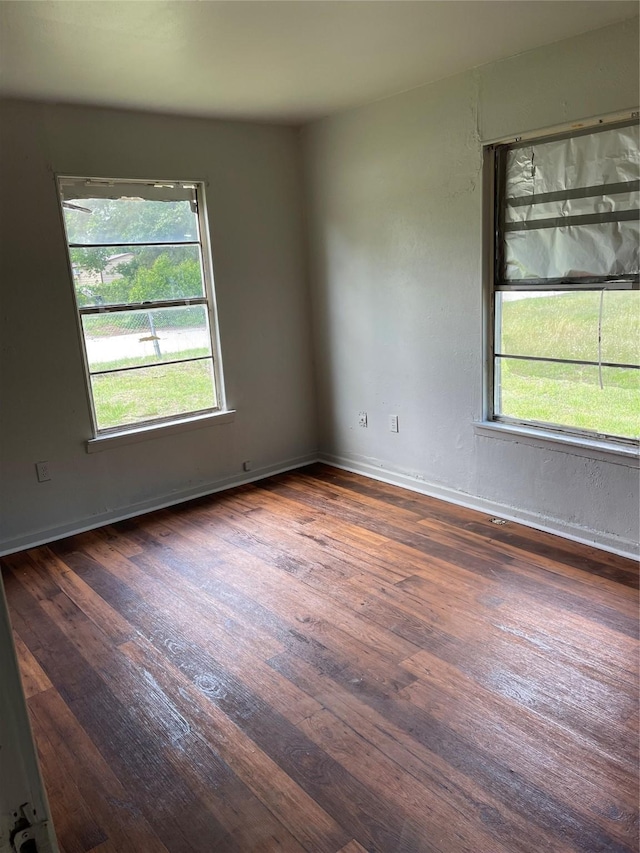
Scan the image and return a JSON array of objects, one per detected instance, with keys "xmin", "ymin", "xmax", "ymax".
[{"xmin": 498, "ymin": 121, "xmax": 640, "ymax": 283}]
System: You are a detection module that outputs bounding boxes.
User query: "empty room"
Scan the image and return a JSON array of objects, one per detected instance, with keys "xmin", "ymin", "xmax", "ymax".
[{"xmin": 0, "ymin": 2, "xmax": 638, "ymax": 852}]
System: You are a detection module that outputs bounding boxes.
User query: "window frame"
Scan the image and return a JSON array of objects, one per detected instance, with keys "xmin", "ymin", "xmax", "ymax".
[
  {"xmin": 484, "ymin": 113, "xmax": 640, "ymax": 448},
  {"xmin": 57, "ymin": 175, "xmax": 227, "ymax": 441}
]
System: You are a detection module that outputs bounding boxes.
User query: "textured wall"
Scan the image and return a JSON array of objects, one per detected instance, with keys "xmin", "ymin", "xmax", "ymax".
[
  {"xmin": 303, "ymin": 18, "xmax": 639, "ymax": 553},
  {"xmin": 0, "ymin": 101, "xmax": 317, "ymax": 552}
]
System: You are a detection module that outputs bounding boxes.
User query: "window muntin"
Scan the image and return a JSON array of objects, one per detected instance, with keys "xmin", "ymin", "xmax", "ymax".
[
  {"xmin": 59, "ymin": 178, "xmax": 222, "ymax": 435},
  {"xmin": 490, "ymin": 118, "xmax": 640, "ymax": 444}
]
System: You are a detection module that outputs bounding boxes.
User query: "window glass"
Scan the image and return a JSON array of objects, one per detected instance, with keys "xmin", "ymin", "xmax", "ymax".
[
  {"xmin": 91, "ymin": 360, "xmax": 217, "ymax": 431},
  {"xmin": 82, "ymin": 305, "xmax": 212, "ymax": 372},
  {"xmin": 63, "ymin": 197, "xmax": 198, "ymax": 244},
  {"xmin": 497, "ymin": 291, "xmax": 640, "ymax": 364},
  {"xmin": 69, "ymin": 245, "xmax": 205, "ymax": 307},
  {"xmin": 491, "ymin": 119, "xmax": 640, "ymax": 443},
  {"xmin": 59, "ymin": 178, "xmax": 222, "ymax": 435},
  {"xmin": 495, "ymin": 359, "xmax": 640, "ymax": 440}
]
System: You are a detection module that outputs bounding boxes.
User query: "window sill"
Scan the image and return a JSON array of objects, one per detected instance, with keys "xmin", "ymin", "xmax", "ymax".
[
  {"xmin": 474, "ymin": 420, "xmax": 639, "ymax": 468},
  {"xmin": 86, "ymin": 410, "xmax": 236, "ymax": 453}
]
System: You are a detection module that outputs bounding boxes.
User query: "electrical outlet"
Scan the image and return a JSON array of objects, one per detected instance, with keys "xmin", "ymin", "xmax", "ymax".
[
  {"xmin": 243, "ymin": 460, "xmax": 252, "ymax": 472},
  {"xmin": 358, "ymin": 411, "xmax": 368, "ymax": 428},
  {"xmin": 389, "ymin": 414, "xmax": 399, "ymax": 433},
  {"xmin": 35, "ymin": 461, "xmax": 51, "ymax": 482}
]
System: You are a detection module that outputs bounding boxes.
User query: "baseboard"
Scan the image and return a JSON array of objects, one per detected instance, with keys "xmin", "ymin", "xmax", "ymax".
[
  {"xmin": 319, "ymin": 452, "xmax": 639, "ymax": 561},
  {"xmin": 0, "ymin": 453, "xmax": 319, "ymax": 557},
  {"xmin": 3, "ymin": 451, "xmax": 637, "ymax": 561}
]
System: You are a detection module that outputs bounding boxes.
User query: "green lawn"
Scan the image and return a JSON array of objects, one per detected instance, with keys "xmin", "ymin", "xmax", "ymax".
[
  {"xmin": 90, "ymin": 292, "xmax": 639, "ymax": 439},
  {"xmin": 499, "ymin": 291, "xmax": 639, "ymax": 439},
  {"xmin": 92, "ymin": 352, "xmax": 215, "ymax": 430},
  {"xmin": 92, "ymin": 346, "xmax": 210, "ymax": 373}
]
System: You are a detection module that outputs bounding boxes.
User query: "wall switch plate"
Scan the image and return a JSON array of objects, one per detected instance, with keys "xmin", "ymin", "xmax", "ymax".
[
  {"xmin": 35, "ymin": 461, "xmax": 51, "ymax": 482},
  {"xmin": 358, "ymin": 412, "xmax": 368, "ymax": 428},
  {"xmin": 389, "ymin": 415, "xmax": 399, "ymax": 433}
]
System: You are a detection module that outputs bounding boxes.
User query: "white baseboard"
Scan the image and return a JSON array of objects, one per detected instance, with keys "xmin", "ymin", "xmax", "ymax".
[
  {"xmin": 319, "ymin": 453, "xmax": 639, "ymax": 561},
  {"xmin": 0, "ymin": 453, "xmax": 318, "ymax": 557},
  {"xmin": 2, "ymin": 451, "xmax": 637, "ymax": 562}
]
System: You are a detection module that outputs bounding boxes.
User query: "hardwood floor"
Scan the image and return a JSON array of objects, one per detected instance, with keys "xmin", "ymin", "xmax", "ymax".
[{"xmin": 2, "ymin": 463, "xmax": 638, "ymax": 853}]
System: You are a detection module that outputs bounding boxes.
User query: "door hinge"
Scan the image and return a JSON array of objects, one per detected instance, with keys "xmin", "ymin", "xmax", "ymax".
[{"xmin": 7, "ymin": 804, "xmax": 53, "ymax": 853}]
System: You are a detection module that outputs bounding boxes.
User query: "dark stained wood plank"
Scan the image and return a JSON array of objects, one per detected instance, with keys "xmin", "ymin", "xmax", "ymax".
[
  {"xmin": 277, "ymin": 467, "xmax": 639, "ymax": 592},
  {"xmin": 405, "ymin": 627, "xmax": 636, "ymax": 764},
  {"xmin": 117, "ymin": 630, "xmax": 419, "ymax": 852},
  {"xmin": 31, "ymin": 588, "xmax": 310, "ymax": 852},
  {"xmin": 399, "ymin": 650, "xmax": 637, "ymax": 833},
  {"xmin": 12, "ymin": 630, "xmax": 52, "ymax": 698},
  {"xmin": 299, "ymin": 706, "xmax": 516, "ymax": 853},
  {"xmin": 306, "ymin": 463, "xmax": 637, "ymax": 583},
  {"xmin": 94, "ymin": 509, "xmax": 421, "ymax": 701},
  {"xmin": 2, "ymin": 464, "xmax": 637, "ymax": 853},
  {"xmin": 4, "ymin": 570, "xmax": 241, "ymax": 853},
  {"xmin": 138, "ymin": 507, "xmax": 422, "ymax": 667},
  {"xmin": 43, "ymin": 548, "xmax": 428, "ymax": 849},
  {"xmin": 348, "ymin": 568, "xmax": 638, "ymax": 700},
  {"xmin": 27, "ymin": 706, "xmax": 108, "ymax": 853},
  {"xmin": 283, "ymin": 644, "xmax": 634, "ymax": 852},
  {"xmin": 31, "ymin": 545, "xmax": 135, "ymax": 644},
  {"xmin": 211, "ymin": 482, "xmax": 417, "ymax": 585},
  {"xmin": 120, "ymin": 634, "xmax": 350, "ymax": 853},
  {"xmin": 267, "ymin": 649, "xmax": 561, "ymax": 853},
  {"xmin": 69, "ymin": 531, "xmax": 323, "ymax": 726},
  {"xmin": 27, "ymin": 688, "xmax": 171, "ymax": 853}
]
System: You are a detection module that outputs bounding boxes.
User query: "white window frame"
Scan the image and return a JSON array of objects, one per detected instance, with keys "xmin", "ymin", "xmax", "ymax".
[
  {"xmin": 57, "ymin": 176, "xmax": 229, "ymax": 448},
  {"xmin": 483, "ymin": 113, "xmax": 640, "ymax": 450}
]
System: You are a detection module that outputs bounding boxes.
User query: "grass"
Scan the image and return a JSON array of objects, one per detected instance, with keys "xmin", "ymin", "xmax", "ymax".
[
  {"xmin": 499, "ymin": 362, "xmax": 640, "ymax": 438},
  {"xmin": 92, "ymin": 347, "xmax": 209, "ymax": 373},
  {"xmin": 90, "ymin": 292, "xmax": 639, "ymax": 439},
  {"xmin": 499, "ymin": 292, "xmax": 639, "ymax": 439},
  {"xmin": 92, "ymin": 355, "xmax": 215, "ymax": 430}
]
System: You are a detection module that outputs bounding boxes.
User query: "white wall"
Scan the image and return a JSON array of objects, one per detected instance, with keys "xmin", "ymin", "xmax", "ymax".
[
  {"xmin": 1, "ymin": 20, "xmax": 638, "ymax": 558},
  {"xmin": 0, "ymin": 101, "xmax": 317, "ymax": 553},
  {"xmin": 303, "ymin": 18, "xmax": 640, "ymax": 555}
]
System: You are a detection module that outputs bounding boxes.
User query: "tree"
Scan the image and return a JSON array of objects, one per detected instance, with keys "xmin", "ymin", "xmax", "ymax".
[
  {"xmin": 63, "ymin": 197, "xmax": 197, "ymax": 245},
  {"xmin": 63, "ymin": 197, "xmax": 201, "ymax": 308},
  {"xmin": 127, "ymin": 253, "xmax": 203, "ymax": 304}
]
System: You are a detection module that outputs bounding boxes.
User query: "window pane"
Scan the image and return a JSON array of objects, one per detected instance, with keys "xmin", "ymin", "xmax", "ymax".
[
  {"xmin": 70, "ymin": 245, "xmax": 205, "ymax": 307},
  {"xmin": 63, "ymin": 196, "xmax": 198, "ymax": 244},
  {"xmin": 83, "ymin": 305, "xmax": 212, "ymax": 372},
  {"xmin": 498, "ymin": 290, "xmax": 640, "ymax": 367},
  {"xmin": 601, "ymin": 291, "xmax": 640, "ymax": 365},
  {"xmin": 498, "ymin": 291, "xmax": 599, "ymax": 361},
  {"xmin": 495, "ymin": 357, "xmax": 640, "ymax": 439},
  {"xmin": 91, "ymin": 359, "xmax": 217, "ymax": 431},
  {"xmin": 60, "ymin": 176, "xmax": 223, "ymax": 435}
]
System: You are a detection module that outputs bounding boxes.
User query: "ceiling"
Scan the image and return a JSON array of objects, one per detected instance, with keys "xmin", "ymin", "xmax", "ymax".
[{"xmin": 0, "ymin": 1, "xmax": 637, "ymax": 124}]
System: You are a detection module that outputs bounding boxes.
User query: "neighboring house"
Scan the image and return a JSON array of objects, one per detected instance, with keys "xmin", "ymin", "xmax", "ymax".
[{"xmin": 72, "ymin": 252, "xmax": 134, "ymax": 288}]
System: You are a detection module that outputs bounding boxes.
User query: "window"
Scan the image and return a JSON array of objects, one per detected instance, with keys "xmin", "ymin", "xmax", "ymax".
[
  {"xmin": 488, "ymin": 117, "xmax": 639, "ymax": 444},
  {"xmin": 59, "ymin": 178, "xmax": 224, "ymax": 436}
]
